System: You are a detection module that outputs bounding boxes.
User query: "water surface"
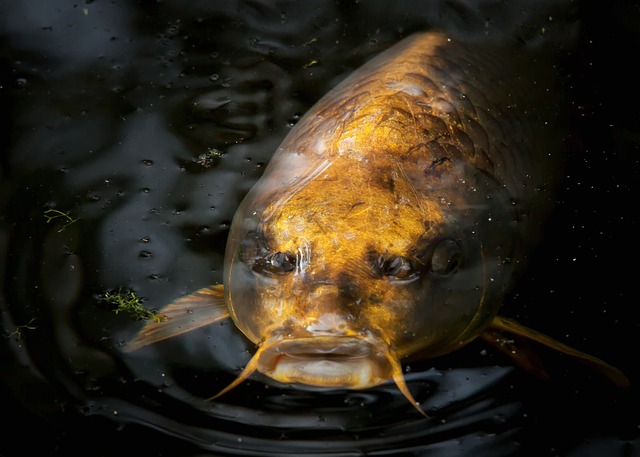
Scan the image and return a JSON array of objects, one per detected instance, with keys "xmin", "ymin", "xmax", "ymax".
[{"xmin": 1, "ymin": 1, "xmax": 638, "ymax": 456}]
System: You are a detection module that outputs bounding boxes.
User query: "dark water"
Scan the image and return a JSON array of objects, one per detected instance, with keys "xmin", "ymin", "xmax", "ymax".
[{"xmin": 1, "ymin": 1, "xmax": 638, "ymax": 456}]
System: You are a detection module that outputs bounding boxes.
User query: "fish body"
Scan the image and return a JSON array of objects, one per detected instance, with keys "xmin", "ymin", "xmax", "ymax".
[
  {"xmin": 127, "ymin": 32, "xmax": 628, "ymax": 413},
  {"xmin": 223, "ymin": 32, "xmax": 560, "ymax": 386}
]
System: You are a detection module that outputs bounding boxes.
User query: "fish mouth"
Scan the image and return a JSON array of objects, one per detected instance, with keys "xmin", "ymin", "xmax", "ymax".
[
  {"xmin": 256, "ymin": 336, "xmax": 390, "ymax": 388},
  {"xmin": 209, "ymin": 335, "xmax": 428, "ymax": 416}
]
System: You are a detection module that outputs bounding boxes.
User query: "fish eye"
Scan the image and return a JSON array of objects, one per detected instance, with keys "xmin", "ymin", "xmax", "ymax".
[
  {"xmin": 257, "ymin": 251, "xmax": 297, "ymax": 275},
  {"xmin": 382, "ymin": 256, "xmax": 417, "ymax": 281},
  {"xmin": 430, "ymin": 238, "xmax": 463, "ymax": 275}
]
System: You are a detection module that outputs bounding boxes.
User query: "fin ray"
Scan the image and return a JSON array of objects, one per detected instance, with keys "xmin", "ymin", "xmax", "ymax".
[
  {"xmin": 486, "ymin": 315, "xmax": 630, "ymax": 388},
  {"xmin": 125, "ymin": 284, "xmax": 229, "ymax": 352}
]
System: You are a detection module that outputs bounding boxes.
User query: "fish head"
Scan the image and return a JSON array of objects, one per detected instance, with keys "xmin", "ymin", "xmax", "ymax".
[
  {"xmin": 222, "ymin": 32, "xmax": 521, "ymax": 393},
  {"xmin": 223, "ymin": 135, "xmax": 518, "ymax": 392}
]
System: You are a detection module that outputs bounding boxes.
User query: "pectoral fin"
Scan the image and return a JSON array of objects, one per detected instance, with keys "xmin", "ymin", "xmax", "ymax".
[
  {"xmin": 482, "ymin": 315, "xmax": 630, "ymax": 388},
  {"xmin": 125, "ymin": 284, "xmax": 229, "ymax": 352}
]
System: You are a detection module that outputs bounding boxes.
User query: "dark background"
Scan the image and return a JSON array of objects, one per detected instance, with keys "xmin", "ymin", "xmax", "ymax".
[{"xmin": 1, "ymin": 1, "xmax": 638, "ymax": 456}]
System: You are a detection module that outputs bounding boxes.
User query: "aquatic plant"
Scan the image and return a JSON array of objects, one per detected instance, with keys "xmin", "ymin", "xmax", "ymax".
[
  {"xmin": 44, "ymin": 208, "xmax": 78, "ymax": 232},
  {"xmin": 106, "ymin": 289, "xmax": 165, "ymax": 322},
  {"xmin": 195, "ymin": 148, "xmax": 224, "ymax": 168},
  {"xmin": 5, "ymin": 318, "xmax": 37, "ymax": 340}
]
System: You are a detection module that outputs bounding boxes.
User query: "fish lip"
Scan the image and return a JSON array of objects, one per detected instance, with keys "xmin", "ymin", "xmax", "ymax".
[{"xmin": 256, "ymin": 336, "xmax": 392, "ymax": 389}]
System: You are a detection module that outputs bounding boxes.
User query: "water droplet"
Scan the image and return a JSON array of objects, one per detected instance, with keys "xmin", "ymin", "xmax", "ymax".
[
  {"xmin": 138, "ymin": 250, "xmax": 153, "ymax": 258},
  {"xmin": 141, "ymin": 159, "xmax": 154, "ymax": 166},
  {"xmin": 288, "ymin": 112, "xmax": 302, "ymax": 127},
  {"xmin": 209, "ymin": 74, "xmax": 219, "ymax": 82}
]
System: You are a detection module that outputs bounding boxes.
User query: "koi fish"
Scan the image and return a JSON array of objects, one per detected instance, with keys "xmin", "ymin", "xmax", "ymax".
[{"xmin": 125, "ymin": 31, "xmax": 628, "ymax": 415}]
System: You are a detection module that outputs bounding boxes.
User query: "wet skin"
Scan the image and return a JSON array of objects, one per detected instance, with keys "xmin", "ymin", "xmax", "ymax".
[{"xmin": 127, "ymin": 32, "xmax": 629, "ymax": 414}]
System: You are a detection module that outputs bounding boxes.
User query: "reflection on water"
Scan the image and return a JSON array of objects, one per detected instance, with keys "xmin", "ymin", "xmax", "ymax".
[{"xmin": 1, "ymin": 1, "xmax": 638, "ymax": 456}]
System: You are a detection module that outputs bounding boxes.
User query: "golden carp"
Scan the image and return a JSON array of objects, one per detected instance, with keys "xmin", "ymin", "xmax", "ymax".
[{"xmin": 126, "ymin": 32, "xmax": 628, "ymax": 415}]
